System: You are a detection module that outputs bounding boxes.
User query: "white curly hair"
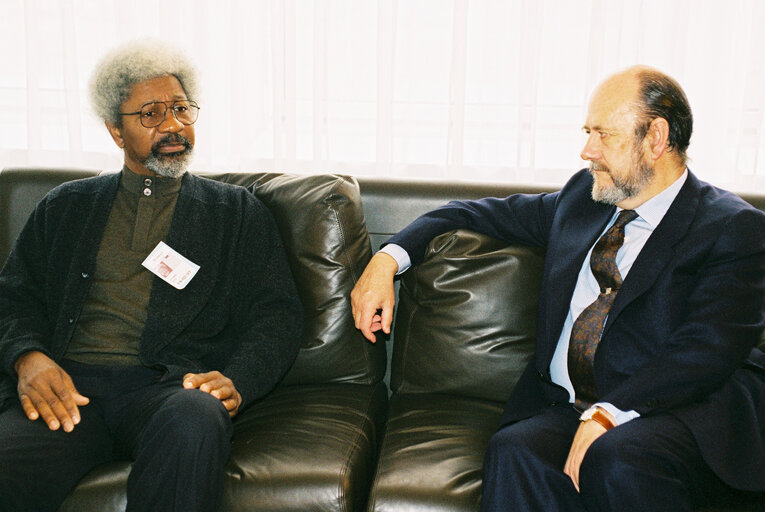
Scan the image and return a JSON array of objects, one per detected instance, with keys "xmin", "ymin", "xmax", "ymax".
[{"xmin": 89, "ymin": 39, "xmax": 199, "ymax": 127}]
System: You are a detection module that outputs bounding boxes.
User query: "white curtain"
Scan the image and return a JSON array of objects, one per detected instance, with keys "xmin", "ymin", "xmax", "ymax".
[{"xmin": 2, "ymin": 0, "xmax": 765, "ymax": 192}]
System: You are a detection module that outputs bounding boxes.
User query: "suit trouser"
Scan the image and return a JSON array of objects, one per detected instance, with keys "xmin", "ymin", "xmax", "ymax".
[
  {"xmin": 0, "ymin": 360, "xmax": 233, "ymax": 512},
  {"xmin": 480, "ymin": 404, "xmax": 727, "ymax": 512}
]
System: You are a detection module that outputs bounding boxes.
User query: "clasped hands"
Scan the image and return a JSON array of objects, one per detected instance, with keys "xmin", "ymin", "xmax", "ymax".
[{"xmin": 14, "ymin": 351, "xmax": 242, "ymax": 433}]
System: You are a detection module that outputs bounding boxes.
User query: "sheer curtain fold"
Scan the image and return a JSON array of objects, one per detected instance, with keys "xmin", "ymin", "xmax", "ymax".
[{"xmin": 2, "ymin": 0, "xmax": 765, "ymax": 192}]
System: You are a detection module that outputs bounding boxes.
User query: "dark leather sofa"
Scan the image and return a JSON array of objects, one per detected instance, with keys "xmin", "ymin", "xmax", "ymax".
[{"xmin": 0, "ymin": 167, "xmax": 763, "ymax": 512}]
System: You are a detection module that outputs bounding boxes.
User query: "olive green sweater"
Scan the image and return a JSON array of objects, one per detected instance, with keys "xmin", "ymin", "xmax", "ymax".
[{"xmin": 65, "ymin": 167, "xmax": 181, "ymax": 365}]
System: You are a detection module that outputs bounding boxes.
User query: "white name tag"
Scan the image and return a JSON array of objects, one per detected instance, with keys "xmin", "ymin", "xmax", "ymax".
[{"xmin": 142, "ymin": 241, "xmax": 200, "ymax": 290}]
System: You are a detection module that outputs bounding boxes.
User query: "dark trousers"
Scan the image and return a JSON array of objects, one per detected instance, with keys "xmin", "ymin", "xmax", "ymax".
[
  {"xmin": 0, "ymin": 361, "xmax": 233, "ymax": 512},
  {"xmin": 480, "ymin": 405, "xmax": 728, "ymax": 512}
]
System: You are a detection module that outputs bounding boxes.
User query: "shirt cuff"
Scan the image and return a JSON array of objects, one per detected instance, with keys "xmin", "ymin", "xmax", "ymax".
[
  {"xmin": 592, "ymin": 402, "xmax": 640, "ymax": 426},
  {"xmin": 379, "ymin": 244, "xmax": 411, "ymax": 275}
]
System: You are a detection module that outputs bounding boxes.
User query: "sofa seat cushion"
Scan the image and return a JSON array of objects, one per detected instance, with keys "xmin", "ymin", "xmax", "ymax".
[
  {"xmin": 366, "ymin": 393, "xmax": 503, "ymax": 512},
  {"xmin": 59, "ymin": 382, "xmax": 387, "ymax": 512},
  {"xmin": 223, "ymin": 382, "xmax": 387, "ymax": 512},
  {"xmin": 58, "ymin": 462, "xmax": 130, "ymax": 512}
]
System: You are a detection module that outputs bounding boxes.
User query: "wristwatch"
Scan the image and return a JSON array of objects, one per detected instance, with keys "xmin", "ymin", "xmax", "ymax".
[{"xmin": 579, "ymin": 407, "xmax": 616, "ymax": 430}]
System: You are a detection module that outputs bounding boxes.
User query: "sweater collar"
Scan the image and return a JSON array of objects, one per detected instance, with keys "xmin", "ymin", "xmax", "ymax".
[{"xmin": 120, "ymin": 166, "xmax": 183, "ymax": 197}]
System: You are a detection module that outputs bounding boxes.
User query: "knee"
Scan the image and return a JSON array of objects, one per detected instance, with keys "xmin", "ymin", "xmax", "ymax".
[
  {"xmin": 157, "ymin": 390, "xmax": 233, "ymax": 446},
  {"xmin": 485, "ymin": 428, "xmax": 518, "ymax": 464},
  {"xmin": 484, "ymin": 425, "xmax": 536, "ymax": 476}
]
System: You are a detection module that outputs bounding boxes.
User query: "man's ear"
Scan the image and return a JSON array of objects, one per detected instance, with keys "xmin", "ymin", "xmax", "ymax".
[
  {"xmin": 646, "ymin": 117, "xmax": 670, "ymax": 160},
  {"xmin": 105, "ymin": 121, "xmax": 125, "ymax": 149}
]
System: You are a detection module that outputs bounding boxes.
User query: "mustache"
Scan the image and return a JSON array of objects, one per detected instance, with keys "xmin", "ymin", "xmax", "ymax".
[
  {"xmin": 151, "ymin": 134, "xmax": 192, "ymax": 154},
  {"xmin": 589, "ymin": 162, "xmax": 609, "ymax": 174}
]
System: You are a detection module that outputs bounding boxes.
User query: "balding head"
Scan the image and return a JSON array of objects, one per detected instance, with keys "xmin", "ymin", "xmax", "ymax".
[{"xmin": 598, "ymin": 66, "xmax": 693, "ymax": 165}]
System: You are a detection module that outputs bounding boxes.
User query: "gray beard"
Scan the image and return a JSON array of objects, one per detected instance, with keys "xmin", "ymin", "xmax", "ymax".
[
  {"xmin": 144, "ymin": 148, "xmax": 193, "ymax": 178},
  {"xmin": 590, "ymin": 160, "xmax": 654, "ymax": 206}
]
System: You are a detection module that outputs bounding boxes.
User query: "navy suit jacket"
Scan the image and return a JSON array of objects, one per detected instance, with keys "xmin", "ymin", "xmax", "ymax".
[{"xmin": 388, "ymin": 169, "xmax": 765, "ymax": 490}]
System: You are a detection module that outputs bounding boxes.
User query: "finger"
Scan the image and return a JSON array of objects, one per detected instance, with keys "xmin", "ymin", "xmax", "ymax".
[
  {"xmin": 223, "ymin": 392, "xmax": 242, "ymax": 417},
  {"xmin": 183, "ymin": 371, "xmax": 221, "ymax": 389},
  {"xmin": 44, "ymin": 387, "xmax": 77, "ymax": 432},
  {"xmin": 207, "ymin": 381, "xmax": 234, "ymax": 398},
  {"xmin": 183, "ymin": 373, "xmax": 203, "ymax": 388},
  {"xmin": 53, "ymin": 373, "xmax": 87, "ymax": 426},
  {"xmin": 184, "ymin": 372, "xmax": 233, "ymax": 399},
  {"xmin": 563, "ymin": 456, "xmax": 579, "ymax": 492},
  {"xmin": 358, "ymin": 307, "xmax": 378, "ymax": 343},
  {"xmin": 221, "ymin": 396, "xmax": 239, "ymax": 412},
  {"xmin": 26, "ymin": 389, "xmax": 62, "ymax": 431},
  {"xmin": 198, "ymin": 376, "xmax": 229, "ymax": 395},
  {"xmin": 380, "ymin": 301, "xmax": 394, "ymax": 335},
  {"xmin": 18, "ymin": 393, "xmax": 40, "ymax": 421},
  {"xmin": 73, "ymin": 392, "xmax": 90, "ymax": 406}
]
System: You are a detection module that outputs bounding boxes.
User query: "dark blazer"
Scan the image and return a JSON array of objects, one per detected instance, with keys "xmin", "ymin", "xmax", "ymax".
[
  {"xmin": 388, "ymin": 168, "xmax": 765, "ymax": 491},
  {"xmin": 0, "ymin": 171, "xmax": 303, "ymax": 411}
]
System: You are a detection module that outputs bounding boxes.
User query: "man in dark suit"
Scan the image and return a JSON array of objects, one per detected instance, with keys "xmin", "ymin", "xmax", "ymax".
[
  {"xmin": 351, "ymin": 66, "xmax": 765, "ymax": 511},
  {"xmin": 0, "ymin": 41, "xmax": 303, "ymax": 512}
]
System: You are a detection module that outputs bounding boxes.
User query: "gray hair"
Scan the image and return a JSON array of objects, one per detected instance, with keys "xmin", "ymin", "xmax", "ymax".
[{"xmin": 89, "ymin": 39, "xmax": 199, "ymax": 126}]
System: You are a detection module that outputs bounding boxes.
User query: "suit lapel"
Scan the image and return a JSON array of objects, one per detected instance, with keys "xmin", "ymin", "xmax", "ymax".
[
  {"xmin": 603, "ymin": 173, "xmax": 701, "ymax": 335},
  {"xmin": 538, "ymin": 197, "xmax": 615, "ymax": 364}
]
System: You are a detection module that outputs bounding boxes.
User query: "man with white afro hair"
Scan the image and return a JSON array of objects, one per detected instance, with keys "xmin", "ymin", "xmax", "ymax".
[
  {"xmin": 90, "ymin": 39, "xmax": 199, "ymax": 127},
  {"xmin": 0, "ymin": 39, "xmax": 303, "ymax": 512},
  {"xmin": 89, "ymin": 39, "xmax": 199, "ymax": 178}
]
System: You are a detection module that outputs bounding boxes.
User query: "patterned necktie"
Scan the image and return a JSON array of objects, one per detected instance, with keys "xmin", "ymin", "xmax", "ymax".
[{"xmin": 568, "ymin": 209, "xmax": 638, "ymax": 409}]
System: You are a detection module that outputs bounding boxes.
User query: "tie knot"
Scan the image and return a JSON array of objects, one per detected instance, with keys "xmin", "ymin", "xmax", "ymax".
[{"xmin": 614, "ymin": 209, "xmax": 638, "ymax": 229}]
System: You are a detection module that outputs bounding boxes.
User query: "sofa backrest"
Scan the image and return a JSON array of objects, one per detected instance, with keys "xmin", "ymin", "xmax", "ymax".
[
  {"xmin": 248, "ymin": 173, "xmax": 385, "ymax": 386},
  {"xmin": 356, "ymin": 177, "xmax": 765, "ymax": 368},
  {"xmin": 0, "ymin": 168, "xmax": 101, "ymax": 263},
  {"xmin": 0, "ymin": 168, "xmax": 385, "ymax": 386},
  {"xmin": 390, "ymin": 229, "xmax": 545, "ymax": 402}
]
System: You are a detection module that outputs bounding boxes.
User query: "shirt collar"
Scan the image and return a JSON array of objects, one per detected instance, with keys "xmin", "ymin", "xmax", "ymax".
[{"xmin": 623, "ymin": 168, "xmax": 688, "ymax": 229}]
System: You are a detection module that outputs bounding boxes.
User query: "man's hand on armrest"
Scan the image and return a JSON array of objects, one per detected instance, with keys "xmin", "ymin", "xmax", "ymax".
[
  {"xmin": 14, "ymin": 351, "xmax": 89, "ymax": 433},
  {"xmin": 351, "ymin": 252, "xmax": 399, "ymax": 343}
]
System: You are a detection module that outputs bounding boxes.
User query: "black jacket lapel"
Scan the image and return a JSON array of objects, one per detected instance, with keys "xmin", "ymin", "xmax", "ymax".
[{"xmin": 537, "ymin": 196, "xmax": 615, "ymax": 366}]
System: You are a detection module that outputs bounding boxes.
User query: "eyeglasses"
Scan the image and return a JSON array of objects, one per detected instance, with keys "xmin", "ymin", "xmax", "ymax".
[{"xmin": 119, "ymin": 100, "xmax": 200, "ymax": 128}]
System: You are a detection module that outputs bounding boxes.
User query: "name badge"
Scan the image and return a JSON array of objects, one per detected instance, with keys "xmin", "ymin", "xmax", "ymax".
[{"xmin": 142, "ymin": 241, "xmax": 200, "ymax": 290}]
